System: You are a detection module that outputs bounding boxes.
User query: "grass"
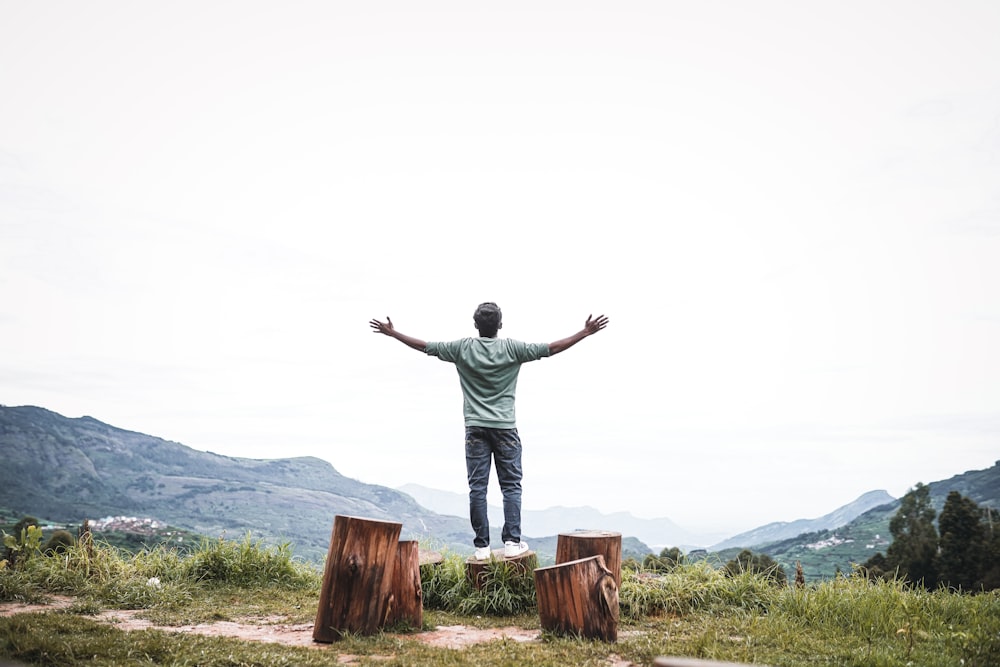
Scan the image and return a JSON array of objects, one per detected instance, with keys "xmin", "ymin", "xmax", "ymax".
[{"xmin": 2, "ymin": 538, "xmax": 999, "ymax": 666}]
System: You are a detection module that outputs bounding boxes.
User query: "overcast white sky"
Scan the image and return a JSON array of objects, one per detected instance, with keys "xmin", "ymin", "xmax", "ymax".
[{"xmin": 2, "ymin": 1, "xmax": 998, "ymax": 539}]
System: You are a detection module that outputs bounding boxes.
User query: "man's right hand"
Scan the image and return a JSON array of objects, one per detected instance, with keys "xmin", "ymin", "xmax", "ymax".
[
  {"xmin": 370, "ymin": 316, "xmax": 428, "ymax": 351},
  {"xmin": 370, "ymin": 317, "xmax": 395, "ymax": 335}
]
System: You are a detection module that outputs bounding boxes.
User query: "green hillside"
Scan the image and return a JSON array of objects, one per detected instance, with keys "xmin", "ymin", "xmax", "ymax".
[
  {"xmin": 736, "ymin": 462, "xmax": 1000, "ymax": 581},
  {"xmin": 0, "ymin": 406, "xmax": 472, "ymax": 561}
]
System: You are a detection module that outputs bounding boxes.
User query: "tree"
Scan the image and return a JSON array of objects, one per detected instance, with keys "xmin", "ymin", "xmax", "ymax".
[
  {"xmin": 885, "ymin": 483, "xmax": 939, "ymax": 588},
  {"xmin": 724, "ymin": 549, "xmax": 786, "ymax": 585},
  {"xmin": 936, "ymin": 491, "xmax": 984, "ymax": 591},
  {"xmin": 862, "ymin": 551, "xmax": 891, "ymax": 580},
  {"xmin": 978, "ymin": 507, "xmax": 1000, "ymax": 591},
  {"xmin": 643, "ymin": 546, "xmax": 685, "ymax": 573}
]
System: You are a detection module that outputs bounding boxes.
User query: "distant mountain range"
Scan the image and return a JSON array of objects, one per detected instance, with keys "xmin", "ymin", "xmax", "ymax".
[
  {"xmin": 718, "ymin": 462, "xmax": 1000, "ymax": 581},
  {"xmin": 709, "ymin": 489, "xmax": 895, "ymax": 551},
  {"xmin": 2, "ymin": 404, "xmax": 997, "ymax": 578},
  {"xmin": 399, "ymin": 483, "xmax": 728, "ymax": 548},
  {"xmin": 0, "ymin": 406, "xmax": 472, "ymax": 561}
]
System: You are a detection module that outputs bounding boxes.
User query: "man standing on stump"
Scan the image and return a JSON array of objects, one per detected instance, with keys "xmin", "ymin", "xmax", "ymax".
[{"xmin": 370, "ymin": 303, "xmax": 609, "ymax": 560}]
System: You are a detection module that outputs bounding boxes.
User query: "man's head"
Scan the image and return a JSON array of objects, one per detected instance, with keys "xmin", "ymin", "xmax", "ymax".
[{"xmin": 473, "ymin": 302, "xmax": 502, "ymax": 338}]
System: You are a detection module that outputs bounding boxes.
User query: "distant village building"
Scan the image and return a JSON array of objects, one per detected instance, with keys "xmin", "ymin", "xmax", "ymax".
[{"xmin": 90, "ymin": 516, "xmax": 164, "ymax": 534}]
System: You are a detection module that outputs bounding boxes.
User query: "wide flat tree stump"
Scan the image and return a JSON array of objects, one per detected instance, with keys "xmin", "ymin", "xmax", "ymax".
[
  {"xmin": 385, "ymin": 540, "xmax": 423, "ymax": 629},
  {"xmin": 556, "ymin": 530, "xmax": 622, "ymax": 588},
  {"xmin": 534, "ymin": 554, "xmax": 619, "ymax": 642},
  {"xmin": 419, "ymin": 550, "xmax": 444, "ymax": 567},
  {"xmin": 654, "ymin": 658, "xmax": 771, "ymax": 667},
  {"xmin": 313, "ymin": 515, "xmax": 402, "ymax": 642},
  {"xmin": 466, "ymin": 549, "xmax": 537, "ymax": 591}
]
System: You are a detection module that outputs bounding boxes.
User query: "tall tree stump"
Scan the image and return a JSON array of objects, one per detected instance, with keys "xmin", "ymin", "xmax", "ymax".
[
  {"xmin": 384, "ymin": 540, "xmax": 423, "ymax": 629},
  {"xmin": 556, "ymin": 530, "xmax": 622, "ymax": 588},
  {"xmin": 466, "ymin": 549, "xmax": 537, "ymax": 591},
  {"xmin": 534, "ymin": 555, "xmax": 619, "ymax": 642},
  {"xmin": 313, "ymin": 515, "xmax": 402, "ymax": 642}
]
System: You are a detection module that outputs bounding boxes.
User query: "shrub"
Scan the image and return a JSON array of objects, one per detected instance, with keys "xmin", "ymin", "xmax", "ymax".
[
  {"xmin": 42, "ymin": 530, "xmax": 75, "ymax": 555},
  {"xmin": 421, "ymin": 553, "xmax": 536, "ymax": 616},
  {"xmin": 182, "ymin": 534, "xmax": 318, "ymax": 589}
]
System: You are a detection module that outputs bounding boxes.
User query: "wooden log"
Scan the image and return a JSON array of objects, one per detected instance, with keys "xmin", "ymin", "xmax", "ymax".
[
  {"xmin": 384, "ymin": 540, "xmax": 423, "ymax": 629},
  {"xmin": 556, "ymin": 530, "xmax": 622, "ymax": 588},
  {"xmin": 313, "ymin": 515, "xmax": 402, "ymax": 642},
  {"xmin": 654, "ymin": 658, "xmax": 772, "ymax": 667},
  {"xmin": 534, "ymin": 555, "xmax": 619, "ymax": 642},
  {"xmin": 466, "ymin": 549, "xmax": 537, "ymax": 591}
]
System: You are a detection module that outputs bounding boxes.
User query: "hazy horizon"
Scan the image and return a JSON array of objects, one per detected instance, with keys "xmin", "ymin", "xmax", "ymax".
[{"xmin": 2, "ymin": 2, "xmax": 998, "ymax": 536}]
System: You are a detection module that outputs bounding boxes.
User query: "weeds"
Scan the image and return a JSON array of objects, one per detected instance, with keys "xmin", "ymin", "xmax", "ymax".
[
  {"xmin": 182, "ymin": 534, "xmax": 319, "ymax": 589},
  {"xmin": 0, "ymin": 532, "xmax": 320, "ymax": 613},
  {"xmin": 422, "ymin": 553, "xmax": 537, "ymax": 616},
  {"xmin": 3, "ymin": 538, "xmax": 1000, "ymax": 666}
]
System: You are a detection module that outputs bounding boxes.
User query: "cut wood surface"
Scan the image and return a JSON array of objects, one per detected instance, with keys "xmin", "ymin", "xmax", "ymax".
[
  {"xmin": 654, "ymin": 658, "xmax": 772, "ymax": 667},
  {"xmin": 465, "ymin": 550, "xmax": 537, "ymax": 591},
  {"xmin": 385, "ymin": 540, "xmax": 423, "ymax": 629},
  {"xmin": 312, "ymin": 515, "xmax": 402, "ymax": 642},
  {"xmin": 556, "ymin": 530, "xmax": 622, "ymax": 588},
  {"xmin": 534, "ymin": 554, "xmax": 619, "ymax": 642},
  {"xmin": 419, "ymin": 550, "xmax": 444, "ymax": 566}
]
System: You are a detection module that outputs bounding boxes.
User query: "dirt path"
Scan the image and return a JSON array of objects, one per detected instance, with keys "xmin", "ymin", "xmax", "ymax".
[
  {"xmin": 0, "ymin": 597, "xmax": 637, "ymax": 666},
  {"xmin": 0, "ymin": 597, "xmax": 540, "ymax": 649}
]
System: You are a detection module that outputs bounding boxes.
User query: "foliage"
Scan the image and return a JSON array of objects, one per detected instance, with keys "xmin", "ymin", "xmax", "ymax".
[
  {"xmin": 421, "ymin": 553, "xmax": 537, "ymax": 616},
  {"xmin": 723, "ymin": 549, "xmax": 787, "ymax": 585},
  {"xmin": 182, "ymin": 534, "xmax": 318, "ymax": 589},
  {"xmin": 620, "ymin": 559, "xmax": 777, "ymax": 619},
  {"xmin": 1, "ymin": 532, "xmax": 320, "ymax": 611},
  {"xmin": 643, "ymin": 546, "xmax": 685, "ymax": 573},
  {"xmin": 3, "ymin": 539, "xmax": 1000, "ymax": 666},
  {"xmin": 864, "ymin": 489, "xmax": 1000, "ymax": 591},
  {"xmin": 42, "ymin": 529, "xmax": 76, "ymax": 555},
  {"xmin": 886, "ymin": 482, "xmax": 940, "ymax": 587},
  {"xmin": 2, "ymin": 522, "xmax": 44, "ymax": 569},
  {"xmin": 936, "ymin": 491, "xmax": 984, "ymax": 590}
]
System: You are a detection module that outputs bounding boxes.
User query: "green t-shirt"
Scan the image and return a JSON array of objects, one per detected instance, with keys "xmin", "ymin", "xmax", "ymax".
[{"xmin": 425, "ymin": 337, "xmax": 551, "ymax": 429}]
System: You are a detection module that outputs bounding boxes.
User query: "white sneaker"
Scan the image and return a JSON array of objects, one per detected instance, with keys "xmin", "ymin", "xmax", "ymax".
[
  {"xmin": 504, "ymin": 540, "xmax": 529, "ymax": 557},
  {"xmin": 474, "ymin": 546, "xmax": 491, "ymax": 560}
]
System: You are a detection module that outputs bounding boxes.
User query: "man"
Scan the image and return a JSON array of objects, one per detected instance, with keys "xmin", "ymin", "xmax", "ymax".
[{"xmin": 370, "ymin": 303, "xmax": 608, "ymax": 560}]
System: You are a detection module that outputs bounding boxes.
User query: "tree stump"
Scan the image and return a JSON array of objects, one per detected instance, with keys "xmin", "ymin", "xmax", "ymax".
[
  {"xmin": 384, "ymin": 540, "xmax": 423, "ymax": 629},
  {"xmin": 313, "ymin": 515, "xmax": 402, "ymax": 642},
  {"xmin": 556, "ymin": 530, "xmax": 622, "ymax": 588},
  {"xmin": 654, "ymin": 658, "xmax": 768, "ymax": 667},
  {"xmin": 420, "ymin": 550, "xmax": 444, "ymax": 567},
  {"xmin": 466, "ymin": 549, "xmax": 537, "ymax": 591},
  {"xmin": 534, "ymin": 555, "xmax": 619, "ymax": 642}
]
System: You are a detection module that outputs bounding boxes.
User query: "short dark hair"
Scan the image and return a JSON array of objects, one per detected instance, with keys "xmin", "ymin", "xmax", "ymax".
[{"xmin": 473, "ymin": 302, "xmax": 502, "ymax": 337}]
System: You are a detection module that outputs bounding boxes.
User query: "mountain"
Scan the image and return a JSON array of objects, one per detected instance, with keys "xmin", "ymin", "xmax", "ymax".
[
  {"xmin": 398, "ymin": 483, "xmax": 725, "ymax": 548},
  {"xmin": 729, "ymin": 461, "xmax": 1000, "ymax": 581},
  {"xmin": 0, "ymin": 405, "xmax": 472, "ymax": 561},
  {"xmin": 709, "ymin": 489, "xmax": 896, "ymax": 551}
]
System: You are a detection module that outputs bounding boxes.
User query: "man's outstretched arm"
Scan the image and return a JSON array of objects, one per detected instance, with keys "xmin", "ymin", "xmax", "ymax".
[
  {"xmin": 548, "ymin": 314, "xmax": 609, "ymax": 355},
  {"xmin": 370, "ymin": 316, "xmax": 428, "ymax": 351}
]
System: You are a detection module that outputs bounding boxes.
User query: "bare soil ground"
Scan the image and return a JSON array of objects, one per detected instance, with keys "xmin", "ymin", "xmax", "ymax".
[
  {"xmin": 0, "ymin": 596, "xmax": 540, "ymax": 649},
  {"xmin": 1, "ymin": 597, "xmax": 638, "ymax": 666}
]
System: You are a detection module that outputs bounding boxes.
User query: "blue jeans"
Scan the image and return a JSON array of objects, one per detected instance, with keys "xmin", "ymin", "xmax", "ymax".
[{"xmin": 465, "ymin": 426, "xmax": 522, "ymax": 547}]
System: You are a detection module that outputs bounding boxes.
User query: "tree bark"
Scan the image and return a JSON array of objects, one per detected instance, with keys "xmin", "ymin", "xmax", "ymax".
[
  {"xmin": 534, "ymin": 555, "xmax": 619, "ymax": 642},
  {"xmin": 385, "ymin": 540, "xmax": 423, "ymax": 629},
  {"xmin": 312, "ymin": 515, "xmax": 402, "ymax": 642},
  {"xmin": 556, "ymin": 530, "xmax": 622, "ymax": 588}
]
